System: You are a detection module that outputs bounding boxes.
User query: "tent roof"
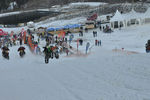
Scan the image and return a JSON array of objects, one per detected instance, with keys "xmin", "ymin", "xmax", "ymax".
[
  {"xmin": 47, "ymin": 28, "xmax": 55, "ymax": 31},
  {"xmin": 110, "ymin": 10, "xmax": 125, "ymax": 22},
  {"xmin": 144, "ymin": 8, "xmax": 150, "ymax": 18},
  {"xmin": 123, "ymin": 9, "xmax": 144, "ymax": 20},
  {"xmin": 47, "ymin": 24, "xmax": 81, "ymax": 31}
]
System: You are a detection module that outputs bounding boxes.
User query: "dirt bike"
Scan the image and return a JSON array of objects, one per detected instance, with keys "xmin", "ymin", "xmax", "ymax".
[
  {"xmin": 45, "ymin": 52, "xmax": 54, "ymax": 63},
  {"xmin": 2, "ymin": 51, "xmax": 9, "ymax": 60},
  {"xmin": 45, "ymin": 54, "xmax": 49, "ymax": 64},
  {"xmin": 145, "ymin": 40, "xmax": 150, "ymax": 53},
  {"xmin": 54, "ymin": 51, "xmax": 59, "ymax": 59},
  {"xmin": 19, "ymin": 50, "xmax": 25, "ymax": 57}
]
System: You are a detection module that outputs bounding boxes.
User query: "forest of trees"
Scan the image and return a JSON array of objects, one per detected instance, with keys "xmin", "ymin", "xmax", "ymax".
[
  {"xmin": 0, "ymin": 0, "xmax": 29, "ymax": 11},
  {"xmin": 0, "ymin": 0, "xmax": 148, "ymax": 12}
]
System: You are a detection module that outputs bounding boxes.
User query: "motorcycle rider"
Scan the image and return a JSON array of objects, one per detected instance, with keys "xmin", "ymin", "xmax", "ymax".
[
  {"xmin": 2, "ymin": 46, "xmax": 9, "ymax": 59},
  {"xmin": 18, "ymin": 46, "xmax": 26, "ymax": 57}
]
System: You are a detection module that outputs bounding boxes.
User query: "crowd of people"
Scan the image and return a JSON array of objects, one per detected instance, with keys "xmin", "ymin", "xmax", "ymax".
[
  {"xmin": 0, "ymin": 21, "xmax": 105, "ymax": 63},
  {"xmin": 0, "ymin": 31, "xmax": 26, "ymax": 59}
]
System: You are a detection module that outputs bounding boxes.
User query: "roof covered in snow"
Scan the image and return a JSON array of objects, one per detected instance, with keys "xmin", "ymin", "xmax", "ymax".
[
  {"xmin": 110, "ymin": 10, "xmax": 125, "ymax": 22},
  {"xmin": 144, "ymin": 8, "xmax": 150, "ymax": 18},
  {"xmin": 123, "ymin": 9, "xmax": 144, "ymax": 20},
  {"xmin": 110, "ymin": 9, "xmax": 145, "ymax": 22},
  {"xmin": 69, "ymin": 2, "xmax": 107, "ymax": 7}
]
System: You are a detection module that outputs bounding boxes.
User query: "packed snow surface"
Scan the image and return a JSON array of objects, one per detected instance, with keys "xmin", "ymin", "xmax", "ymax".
[
  {"xmin": 70, "ymin": 2, "xmax": 107, "ymax": 7},
  {"xmin": 0, "ymin": 14, "xmax": 150, "ymax": 100}
]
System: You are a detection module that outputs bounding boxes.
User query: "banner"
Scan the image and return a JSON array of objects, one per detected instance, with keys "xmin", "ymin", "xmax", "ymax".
[{"xmin": 58, "ymin": 30, "xmax": 65, "ymax": 38}]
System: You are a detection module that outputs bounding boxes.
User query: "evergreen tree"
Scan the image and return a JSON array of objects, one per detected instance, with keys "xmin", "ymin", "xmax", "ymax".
[
  {"xmin": 0, "ymin": 0, "xmax": 11, "ymax": 11},
  {"xmin": 15, "ymin": 0, "xmax": 29, "ymax": 8}
]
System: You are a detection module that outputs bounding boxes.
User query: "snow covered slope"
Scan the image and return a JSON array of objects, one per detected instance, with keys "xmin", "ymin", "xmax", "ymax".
[
  {"xmin": 0, "ymin": 44, "xmax": 150, "ymax": 100},
  {"xmin": 1, "ymin": 13, "xmax": 150, "ymax": 100}
]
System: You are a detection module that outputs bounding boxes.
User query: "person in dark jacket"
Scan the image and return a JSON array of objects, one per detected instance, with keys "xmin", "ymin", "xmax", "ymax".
[
  {"xmin": 19, "ymin": 38, "xmax": 22, "ymax": 45},
  {"xmin": 43, "ymin": 46, "xmax": 50, "ymax": 63},
  {"xmin": 2, "ymin": 46, "xmax": 9, "ymax": 59},
  {"xmin": 98, "ymin": 40, "xmax": 101, "ymax": 46},
  {"xmin": 79, "ymin": 39, "xmax": 83, "ymax": 46}
]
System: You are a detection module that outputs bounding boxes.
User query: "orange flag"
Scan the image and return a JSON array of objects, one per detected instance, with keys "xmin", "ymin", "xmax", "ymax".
[{"xmin": 58, "ymin": 30, "xmax": 65, "ymax": 38}]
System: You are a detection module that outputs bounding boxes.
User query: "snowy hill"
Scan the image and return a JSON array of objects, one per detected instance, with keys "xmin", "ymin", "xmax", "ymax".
[
  {"xmin": 1, "ymin": 4, "xmax": 150, "ymax": 100},
  {"xmin": 0, "ymin": 42, "xmax": 150, "ymax": 100},
  {"xmin": 1, "ymin": 21, "xmax": 150, "ymax": 100}
]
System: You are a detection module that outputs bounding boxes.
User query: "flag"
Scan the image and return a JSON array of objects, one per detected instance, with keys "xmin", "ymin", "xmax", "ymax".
[
  {"xmin": 58, "ymin": 30, "xmax": 65, "ymax": 38},
  {"xmin": 10, "ymin": 31, "xmax": 14, "ymax": 37}
]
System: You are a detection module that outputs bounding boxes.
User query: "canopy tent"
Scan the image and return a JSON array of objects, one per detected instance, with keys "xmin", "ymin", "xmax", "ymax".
[
  {"xmin": 71, "ymin": 24, "xmax": 81, "ymax": 28},
  {"xmin": 0, "ymin": 29, "xmax": 8, "ymax": 36},
  {"xmin": 63, "ymin": 25, "xmax": 71, "ymax": 29},
  {"xmin": 110, "ymin": 10, "xmax": 126, "ymax": 29},
  {"xmin": 144, "ymin": 8, "xmax": 150, "ymax": 18},
  {"xmin": 63, "ymin": 24, "xmax": 80, "ymax": 29},
  {"xmin": 47, "ymin": 24, "xmax": 81, "ymax": 32},
  {"xmin": 68, "ymin": 24, "xmax": 81, "ymax": 33},
  {"xmin": 110, "ymin": 10, "xmax": 125, "ymax": 22},
  {"xmin": 122, "ymin": 9, "xmax": 144, "ymax": 26},
  {"xmin": 46, "ymin": 28, "xmax": 55, "ymax": 32},
  {"xmin": 55, "ymin": 27, "xmax": 63, "ymax": 31},
  {"xmin": 124, "ymin": 9, "xmax": 143, "ymax": 19},
  {"xmin": 143, "ymin": 8, "xmax": 150, "ymax": 24}
]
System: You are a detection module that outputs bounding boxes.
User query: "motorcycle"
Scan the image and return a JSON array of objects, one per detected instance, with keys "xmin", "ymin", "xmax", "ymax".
[
  {"xmin": 45, "ymin": 54, "xmax": 49, "ymax": 64},
  {"xmin": 145, "ymin": 40, "xmax": 150, "ymax": 53},
  {"xmin": 2, "ymin": 51, "xmax": 9, "ymax": 60},
  {"xmin": 43, "ymin": 46, "xmax": 59, "ymax": 64},
  {"xmin": 43, "ymin": 47, "xmax": 50, "ymax": 64},
  {"xmin": 18, "ymin": 46, "xmax": 26, "ymax": 57},
  {"xmin": 45, "ymin": 51, "xmax": 53, "ymax": 63},
  {"xmin": 54, "ymin": 51, "xmax": 59, "ymax": 59},
  {"xmin": 2, "ymin": 46, "xmax": 9, "ymax": 60},
  {"xmin": 19, "ymin": 50, "xmax": 26, "ymax": 57}
]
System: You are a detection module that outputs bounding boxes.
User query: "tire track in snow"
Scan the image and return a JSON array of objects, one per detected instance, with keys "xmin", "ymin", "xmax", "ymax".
[
  {"xmin": 38, "ymin": 64, "xmax": 112, "ymax": 100},
  {"xmin": 65, "ymin": 57, "xmax": 148, "ymax": 100},
  {"xmin": 37, "ymin": 67, "xmax": 84, "ymax": 100}
]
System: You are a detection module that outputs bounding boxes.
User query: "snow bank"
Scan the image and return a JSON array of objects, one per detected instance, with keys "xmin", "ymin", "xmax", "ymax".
[
  {"xmin": 0, "ymin": 44, "xmax": 150, "ymax": 100},
  {"xmin": 0, "ymin": 11, "xmax": 20, "ymax": 17},
  {"xmin": 36, "ymin": 17, "xmax": 86, "ymax": 28},
  {"xmin": 70, "ymin": 2, "xmax": 107, "ymax": 7}
]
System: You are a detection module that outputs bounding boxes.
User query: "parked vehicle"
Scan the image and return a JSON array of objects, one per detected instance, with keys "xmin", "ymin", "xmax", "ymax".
[
  {"xmin": 84, "ymin": 21, "xmax": 96, "ymax": 29},
  {"xmin": 18, "ymin": 47, "xmax": 26, "ymax": 57},
  {"xmin": 87, "ymin": 13, "xmax": 97, "ymax": 21}
]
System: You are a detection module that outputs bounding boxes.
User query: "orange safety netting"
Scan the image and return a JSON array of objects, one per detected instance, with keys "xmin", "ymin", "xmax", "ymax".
[
  {"xmin": 58, "ymin": 30, "xmax": 65, "ymax": 38},
  {"xmin": 27, "ymin": 35, "xmax": 35, "ymax": 52},
  {"xmin": 23, "ymin": 31, "xmax": 27, "ymax": 44}
]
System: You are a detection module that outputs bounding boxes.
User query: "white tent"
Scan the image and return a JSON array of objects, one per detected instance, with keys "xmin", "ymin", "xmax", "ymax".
[
  {"xmin": 123, "ymin": 9, "xmax": 143, "ymax": 26},
  {"xmin": 110, "ymin": 10, "xmax": 124, "ymax": 22},
  {"xmin": 110, "ymin": 10, "xmax": 126, "ymax": 29},
  {"xmin": 144, "ymin": 8, "xmax": 150, "ymax": 18},
  {"xmin": 143, "ymin": 8, "xmax": 150, "ymax": 24}
]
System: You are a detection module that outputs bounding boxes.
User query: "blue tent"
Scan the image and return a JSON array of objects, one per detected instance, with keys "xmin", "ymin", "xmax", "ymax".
[
  {"xmin": 47, "ymin": 28, "xmax": 55, "ymax": 32},
  {"xmin": 47, "ymin": 24, "xmax": 81, "ymax": 32},
  {"xmin": 64, "ymin": 24, "xmax": 81, "ymax": 29},
  {"xmin": 68, "ymin": 25, "xmax": 75, "ymax": 29},
  {"xmin": 73, "ymin": 24, "xmax": 81, "ymax": 28},
  {"xmin": 63, "ymin": 25, "xmax": 70, "ymax": 29},
  {"xmin": 55, "ymin": 27, "xmax": 63, "ymax": 31}
]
